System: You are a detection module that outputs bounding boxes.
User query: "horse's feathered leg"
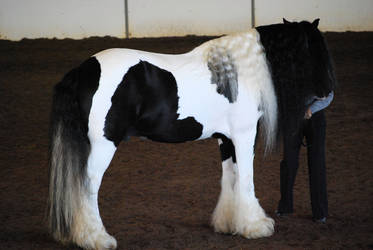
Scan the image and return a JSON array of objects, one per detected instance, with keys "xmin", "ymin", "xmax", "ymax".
[
  {"xmin": 231, "ymin": 125, "xmax": 274, "ymax": 239},
  {"xmin": 212, "ymin": 153, "xmax": 236, "ymax": 233},
  {"xmin": 72, "ymin": 137, "xmax": 117, "ymax": 249},
  {"xmin": 211, "ymin": 134, "xmax": 237, "ymax": 233}
]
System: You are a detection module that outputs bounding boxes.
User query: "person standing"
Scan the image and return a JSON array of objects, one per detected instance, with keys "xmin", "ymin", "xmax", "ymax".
[{"xmin": 276, "ymin": 91, "xmax": 334, "ymax": 223}]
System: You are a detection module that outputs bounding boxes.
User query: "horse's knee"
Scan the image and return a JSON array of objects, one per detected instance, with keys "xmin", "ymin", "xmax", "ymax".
[
  {"xmin": 87, "ymin": 138, "xmax": 116, "ymax": 182},
  {"xmin": 222, "ymin": 160, "xmax": 236, "ymax": 188}
]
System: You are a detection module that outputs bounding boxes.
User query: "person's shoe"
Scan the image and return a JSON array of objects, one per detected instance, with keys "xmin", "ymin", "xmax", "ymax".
[
  {"xmin": 313, "ymin": 217, "xmax": 327, "ymax": 223},
  {"xmin": 275, "ymin": 210, "xmax": 292, "ymax": 217}
]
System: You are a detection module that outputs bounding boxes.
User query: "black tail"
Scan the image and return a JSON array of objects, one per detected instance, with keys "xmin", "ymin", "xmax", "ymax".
[{"xmin": 48, "ymin": 57, "xmax": 100, "ymax": 242}]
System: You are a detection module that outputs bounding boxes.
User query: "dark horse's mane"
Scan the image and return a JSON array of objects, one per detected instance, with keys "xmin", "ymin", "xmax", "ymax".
[{"xmin": 256, "ymin": 19, "xmax": 337, "ymax": 138}]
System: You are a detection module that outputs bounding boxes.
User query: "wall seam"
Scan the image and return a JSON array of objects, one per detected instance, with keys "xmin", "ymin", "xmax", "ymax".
[
  {"xmin": 124, "ymin": 0, "xmax": 129, "ymax": 38},
  {"xmin": 251, "ymin": 0, "xmax": 255, "ymax": 28}
]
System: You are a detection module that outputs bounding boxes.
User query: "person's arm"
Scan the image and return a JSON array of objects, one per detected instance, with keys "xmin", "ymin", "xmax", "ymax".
[
  {"xmin": 309, "ymin": 91, "xmax": 334, "ymax": 114},
  {"xmin": 305, "ymin": 91, "xmax": 334, "ymax": 119}
]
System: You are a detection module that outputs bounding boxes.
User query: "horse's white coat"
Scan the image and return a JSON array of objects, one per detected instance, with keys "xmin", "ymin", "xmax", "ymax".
[{"xmin": 75, "ymin": 29, "xmax": 276, "ymax": 248}]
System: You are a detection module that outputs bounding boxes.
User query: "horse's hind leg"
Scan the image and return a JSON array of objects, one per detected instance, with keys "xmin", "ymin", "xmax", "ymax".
[
  {"xmin": 231, "ymin": 125, "xmax": 274, "ymax": 239},
  {"xmin": 212, "ymin": 137, "xmax": 237, "ymax": 233},
  {"xmin": 73, "ymin": 137, "xmax": 117, "ymax": 250}
]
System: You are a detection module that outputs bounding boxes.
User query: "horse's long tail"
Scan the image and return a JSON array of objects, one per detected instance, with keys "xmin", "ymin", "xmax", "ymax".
[
  {"xmin": 258, "ymin": 62, "xmax": 278, "ymax": 154},
  {"xmin": 48, "ymin": 67, "xmax": 90, "ymax": 243}
]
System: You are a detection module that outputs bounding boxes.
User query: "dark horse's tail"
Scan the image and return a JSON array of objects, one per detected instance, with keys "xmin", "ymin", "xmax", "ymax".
[
  {"xmin": 48, "ymin": 58, "xmax": 99, "ymax": 243},
  {"xmin": 256, "ymin": 18, "xmax": 337, "ymax": 138}
]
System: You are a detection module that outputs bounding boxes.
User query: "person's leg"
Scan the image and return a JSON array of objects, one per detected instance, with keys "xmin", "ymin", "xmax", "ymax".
[
  {"xmin": 305, "ymin": 111, "xmax": 328, "ymax": 221},
  {"xmin": 277, "ymin": 130, "xmax": 302, "ymax": 214}
]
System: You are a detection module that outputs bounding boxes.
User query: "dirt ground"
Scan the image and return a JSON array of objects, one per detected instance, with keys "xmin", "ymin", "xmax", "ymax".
[{"xmin": 0, "ymin": 32, "xmax": 372, "ymax": 249}]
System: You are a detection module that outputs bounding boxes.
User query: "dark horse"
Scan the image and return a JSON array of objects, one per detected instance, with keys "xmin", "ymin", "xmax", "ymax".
[{"xmin": 48, "ymin": 19, "xmax": 336, "ymax": 249}]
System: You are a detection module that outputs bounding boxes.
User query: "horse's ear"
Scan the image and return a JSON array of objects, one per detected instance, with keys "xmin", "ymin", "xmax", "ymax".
[
  {"xmin": 312, "ymin": 18, "xmax": 320, "ymax": 28},
  {"xmin": 283, "ymin": 18, "xmax": 291, "ymax": 24}
]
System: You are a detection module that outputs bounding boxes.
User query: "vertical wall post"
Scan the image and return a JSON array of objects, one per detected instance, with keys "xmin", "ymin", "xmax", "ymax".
[
  {"xmin": 251, "ymin": 0, "xmax": 255, "ymax": 28},
  {"xmin": 124, "ymin": 0, "xmax": 129, "ymax": 38}
]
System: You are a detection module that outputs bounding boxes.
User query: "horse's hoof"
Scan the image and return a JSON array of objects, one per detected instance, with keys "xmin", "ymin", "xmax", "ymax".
[
  {"xmin": 275, "ymin": 210, "xmax": 293, "ymax": 218},
  {"xmin": 74, "ymin": 230, "xmax": 117, "ymax": 250},
  {"xmin": 211, "ymin": 200, "xmax": 234, "ymax": 233},
  {"xmin": 95, "ymin": 233, "xmax": 117, "ymax": 250},
  {"xmin": 236, "ymin": 216, "xmax": 275, "ymax": 239},
  {"xmin": 212, "ymin": 214, "xmax": 234, "ymax": 234}
]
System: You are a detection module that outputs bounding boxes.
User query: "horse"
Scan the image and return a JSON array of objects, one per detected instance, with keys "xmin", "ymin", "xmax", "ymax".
[{"xmin": 48, "ymin": 19, "xmax": 336, "ymax": 249}]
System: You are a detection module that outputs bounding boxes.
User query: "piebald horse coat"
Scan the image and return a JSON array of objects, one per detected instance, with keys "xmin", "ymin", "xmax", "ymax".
[{"xmin": 48, "ymin": 19, "xmax": 336, "ymax": 249}]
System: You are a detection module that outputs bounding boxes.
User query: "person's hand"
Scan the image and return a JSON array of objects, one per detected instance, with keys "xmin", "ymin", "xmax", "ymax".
[{"xmin": 305, "ymin": 108, "xmax": 312, "ymax": 119}]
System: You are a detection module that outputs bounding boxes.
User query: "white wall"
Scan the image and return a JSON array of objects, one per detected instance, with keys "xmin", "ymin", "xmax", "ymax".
[
  {"xmin": 0, "ymin": 0, "xmax": 125, "ymax": 40},
  {"xmin": 1, "ymin": 0, "xmax": 373, "ymax": 40},
  {"xmin": 255, "ymin": 0, "xmax": 373, "ymax": 32},
  {"xmin": 128, "ymin": 0, "xmax": 252, "ymax": 37}
]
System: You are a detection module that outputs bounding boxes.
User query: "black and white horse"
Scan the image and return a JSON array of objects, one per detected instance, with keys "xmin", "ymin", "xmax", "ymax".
[{"xmin": 48, "ymin": 19, "xmax": 336, "ymax": 249}]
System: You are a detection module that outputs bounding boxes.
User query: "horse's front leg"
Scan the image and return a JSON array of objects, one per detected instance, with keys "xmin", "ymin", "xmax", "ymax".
[{"xmin": 231, "ymin": 127, "xmax": 274, "ymax": 239}]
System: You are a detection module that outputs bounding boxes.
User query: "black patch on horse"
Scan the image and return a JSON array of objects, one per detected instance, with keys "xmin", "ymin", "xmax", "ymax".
[
  {"xmin": 207, "ymin": 48, "xmax": 238, "ymax": 103},
  {"xmin": 104, "ymin": 60, "xmax": 203, "ymax": 146},
  {"xmin": 256, "ymin": 19, "xmax": 336, "ymax": 137},
  {"xmin": 212, "ymin": 133, "xmax": 236, "ymax": 163}
]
